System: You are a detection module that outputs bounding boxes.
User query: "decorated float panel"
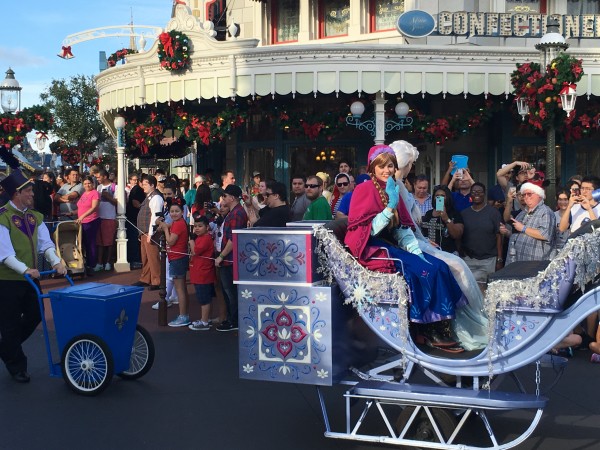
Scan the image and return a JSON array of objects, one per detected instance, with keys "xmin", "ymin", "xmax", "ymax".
[
  {"xmin": 234, "ymin": 227, "xmax": 354, "ymax": 386},
  {"xmin": 233, "ymin": 227, "xmax": 322, "ymax": 285}
]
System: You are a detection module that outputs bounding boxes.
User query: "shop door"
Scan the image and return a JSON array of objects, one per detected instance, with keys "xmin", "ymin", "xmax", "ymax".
[
  {"xmin": 289, "ymin": 145, "xmax": 357, "ymax": 180},
  {"xmin": 243, "ymin": 146, "xmax": 274, "ymax": 188}
]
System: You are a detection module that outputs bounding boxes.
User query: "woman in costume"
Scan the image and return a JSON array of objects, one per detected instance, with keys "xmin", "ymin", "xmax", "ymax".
[
  {"xmin": 389, "ymin": 140, "xmax": 488, "ymax": 351},
  {"xmin": 345, "ymin": 144, "xmax": 465, "ymax": 346}
]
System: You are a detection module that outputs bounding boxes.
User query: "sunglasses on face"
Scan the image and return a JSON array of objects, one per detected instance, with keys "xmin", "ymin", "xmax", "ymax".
[
  {"xmin": 336, "ymin": 182, "xmax": 349, "ymax": 187},
  {"xmin": 305, "ymin": 183, "xmax": 320, "ymax": 189},
  {"xmin": 264, "ymin": 192, "xmax": 274, "ymax": 197}
]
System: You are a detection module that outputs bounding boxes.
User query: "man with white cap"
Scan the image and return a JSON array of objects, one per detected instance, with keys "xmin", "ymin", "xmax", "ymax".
[
  {"xmin": 0, "ymin": 169, "xmax": 67, "ymax": 383},
  {"xmin": 501, "ymin": 182, "xmax": 555, "ymax": 265}
]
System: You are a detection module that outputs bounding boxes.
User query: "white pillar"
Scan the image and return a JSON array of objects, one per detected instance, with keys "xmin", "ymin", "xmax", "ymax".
[
  {"xmin": 114, "ymin": 126, "xmax": 130, "ymax": 272},
  {"xmin": 373, "ymin": 92, "xmax": 386, "ymax": 145}
]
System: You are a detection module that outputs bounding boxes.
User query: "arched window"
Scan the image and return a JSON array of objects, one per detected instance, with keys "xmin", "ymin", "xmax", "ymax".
[
  {"xmin": 272, "ymin": 0, "xmax": 300, "ymax": 43},
  {"xmin": 319, "ymin": 0, "xmax": 350, "ymax": 38},
  {"xmin": 370, "ymin": 0, "xmax": 405, "ymax": 32}
]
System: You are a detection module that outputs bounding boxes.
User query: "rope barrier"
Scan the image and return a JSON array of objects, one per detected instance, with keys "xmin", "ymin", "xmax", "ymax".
[{"xmin": 46, "ymin": 217, "xmax": 218, "ymax": 261}]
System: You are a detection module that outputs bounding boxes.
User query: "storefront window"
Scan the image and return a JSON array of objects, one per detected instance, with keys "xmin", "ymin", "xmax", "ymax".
[
  {"xmin": 245, "ymin": 147, "xmax": 274, "ymax": 189},
  {"xmin": 273, "ymin": 0, "xmax": 299, "ymax": 43},
  {"xmin": 320, "ymin": 0, "xmax": 350, "ymax": 38},
  {"xmin": 576, "ymin": 145, "xmax": 600, "ymax": 180},
  {"xmin": 567, "ymin": 0, "xmax": 600, "ymax": 14},
  {"xmin": 290, "ymin": 145, "xmax": 356, "ymax": 181},
  {"xmin": 512, "ymin": 144, "xmax": 558, "ymax": 182},
  {"xmin": 506, "ymin": 0, "xmax": 544, "ymax": 13},
  {"xmin": 371, "ymin": 0, "xmax": 405, "ymax": 32}
]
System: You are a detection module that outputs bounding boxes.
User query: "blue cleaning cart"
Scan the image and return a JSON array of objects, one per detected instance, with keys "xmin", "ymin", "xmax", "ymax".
[{"xmin": 26, "ymin": 271, "xmax": 155, "ymax": 396}]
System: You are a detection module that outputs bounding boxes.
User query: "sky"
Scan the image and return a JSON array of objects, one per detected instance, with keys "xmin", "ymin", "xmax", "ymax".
[{"xmin": 1, "ymin": 0, "xmax": 172, "ymax": 109}]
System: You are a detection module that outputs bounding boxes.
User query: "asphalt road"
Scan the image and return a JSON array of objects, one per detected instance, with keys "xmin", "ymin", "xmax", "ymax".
[{"xmin": 1, "ymin": 270, "xmax": 599, "ymax": 450}]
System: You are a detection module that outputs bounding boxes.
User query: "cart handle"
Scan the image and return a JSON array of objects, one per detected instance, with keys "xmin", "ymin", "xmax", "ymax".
[{"xmin": 24, "ymin": 269, "xmax": 74, "ymax": 297}]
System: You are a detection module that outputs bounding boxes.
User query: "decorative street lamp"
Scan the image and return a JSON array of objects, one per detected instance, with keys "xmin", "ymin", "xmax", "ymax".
[
  {"xmin": 346, "ymin": 92, "xmax": 412, "ymax": 144},
  {"xmin": 34, "ymin": 131, "xmax": 48, "ymax": 151},
  {"xmin": 534, "ymin": 18, "xmax": 571, "ymax": 206},
  {"xmin": 113, "ymin": 115, "xmax": 130, "ymax": 272},
  {"xmin": 0, "ymin": 68, "xmax": 22, "ymax": 113}
]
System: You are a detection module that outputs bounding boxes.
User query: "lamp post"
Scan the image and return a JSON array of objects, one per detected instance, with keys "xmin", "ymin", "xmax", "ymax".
[
  {"xmin": 534, "ymin": 18, "xmax": 570, "ymax": 207},
  {"xmin": 346, "ymin": 91, "xmax": 412, "ymax": 144},
  {"xmin": 113, "ymin": 116, "xmax": 130, "ymax": 272},
  {"xmin": 0, "ymin": 68, "xmax": 22, "ymax": 114}
]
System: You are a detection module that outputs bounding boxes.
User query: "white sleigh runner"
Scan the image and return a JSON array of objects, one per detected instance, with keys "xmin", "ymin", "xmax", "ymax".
[{"xmin": 234, "ymin": 221, "xmax": 600, "ymax": 450}]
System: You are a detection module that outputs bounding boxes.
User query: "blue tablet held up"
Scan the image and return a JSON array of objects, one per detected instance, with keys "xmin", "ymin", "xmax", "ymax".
[{"xmin": 451, "ymin": 154, "xmax": 468, "ymax": 175}]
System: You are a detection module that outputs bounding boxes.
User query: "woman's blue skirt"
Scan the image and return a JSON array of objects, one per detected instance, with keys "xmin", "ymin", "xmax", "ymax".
[{"xmin": 371, "ymin": 238, "xmax": 465, "ymax": 323}]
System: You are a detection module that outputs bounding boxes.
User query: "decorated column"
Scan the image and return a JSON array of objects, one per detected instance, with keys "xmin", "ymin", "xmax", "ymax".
[{"xmin": 114, "ymin": 116, "xmax": 130, "ymax": 272}]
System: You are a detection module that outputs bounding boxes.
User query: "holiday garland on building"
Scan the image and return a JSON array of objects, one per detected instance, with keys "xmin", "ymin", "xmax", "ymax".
[
  {"xmin": 157, "ymin": 30, "xmax": 191, "ymax": 72},
  {"xmin": 120, "ymin": 102, "xmax": 247, "ymax": 158},
  {"xmin": 107, "ymin": 48, "xmax": 138, "ymax": 67},
  {"xmin": 275, "ymin": 99, "xmax": 502, "ymax": 144},
  {"xmin": 0, "ymin": 105, "xmax": 53, "ymax": 149}
]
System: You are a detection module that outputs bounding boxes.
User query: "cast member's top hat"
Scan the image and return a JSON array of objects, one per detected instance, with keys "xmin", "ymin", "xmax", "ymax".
[{"xmin": 0, "ymin": 169, "xmax": 33, "ymax": 198}]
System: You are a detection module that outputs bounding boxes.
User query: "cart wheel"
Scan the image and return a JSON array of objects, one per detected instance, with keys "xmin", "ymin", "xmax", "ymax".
[
  {"xmin": 61, "ymin": 335, "xmax": 113, "ymax": 396},
  {"xmin": 396, "ymin": 406, "xmax": 457, "ymax": 449},
  {"xmin": 118, "ymin": 325, "xmax": 155, "ymax": 380}
]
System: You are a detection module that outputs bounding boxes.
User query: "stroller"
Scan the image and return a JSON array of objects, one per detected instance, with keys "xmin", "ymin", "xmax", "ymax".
[{"xmin": 53, "ymin": 221, "xmax": 85, "ymax": 277}]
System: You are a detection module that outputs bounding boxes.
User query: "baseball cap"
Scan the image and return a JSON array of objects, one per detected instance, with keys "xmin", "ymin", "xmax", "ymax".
[
  {"xmin": 223, "ymin": 184, "xmax": 242, "ymax": 198},
  {"xmin": 252, "ymin": 171, "xmax": 261, "ymax": 177}
]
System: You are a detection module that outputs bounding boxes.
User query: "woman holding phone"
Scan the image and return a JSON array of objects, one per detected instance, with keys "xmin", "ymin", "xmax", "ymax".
[{"xmin": 421, "ymin": 185, "xmax": 463, "ymax": 254}]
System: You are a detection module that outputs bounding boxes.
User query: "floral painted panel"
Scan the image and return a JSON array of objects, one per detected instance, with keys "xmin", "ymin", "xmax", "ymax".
[
  {"xmin": 238, "ymin": 284, "xmax": 345, "ymax": 386},
  {"xmin": 236, "ymin": 231, "xmax": 322, "ymax": 284}
]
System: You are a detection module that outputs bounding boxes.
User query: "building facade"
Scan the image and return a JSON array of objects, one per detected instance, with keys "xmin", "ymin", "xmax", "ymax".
[{"xmin": 96, "ymin": 0, "xmax": 600, "ymax": 189}]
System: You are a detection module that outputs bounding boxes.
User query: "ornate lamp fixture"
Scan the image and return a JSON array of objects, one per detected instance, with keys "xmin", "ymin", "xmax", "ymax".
[
  {"xmin": 0, "ymin": 68, "xmax": 22, "ymax": 113},
  {"xmin": 516, "ymin": 97, "xmax": 529, "ymax": 121},
  {"xmin": 346, "ymin": 100, "xmax": 413, "ymax": 137}
]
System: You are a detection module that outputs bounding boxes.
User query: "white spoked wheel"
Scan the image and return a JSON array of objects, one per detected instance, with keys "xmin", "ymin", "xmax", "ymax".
[
  {"xmin": 61, "ymin": 335, "xmax": 113, "ymax": 396},
  {"xmin": 118, "ymin": 325, "xmax": 155, "ymax": 380}
]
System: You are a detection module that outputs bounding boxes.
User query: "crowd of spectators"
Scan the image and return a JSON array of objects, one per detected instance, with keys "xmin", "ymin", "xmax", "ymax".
[{"xmin": 3, "ymin": 151, "xmax": 599, "ymax": 359}]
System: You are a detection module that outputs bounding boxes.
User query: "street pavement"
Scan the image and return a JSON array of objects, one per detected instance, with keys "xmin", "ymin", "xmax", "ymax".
[{"xmin": 1, "ymin": 268, "xmax": 600, "ymax": 450}]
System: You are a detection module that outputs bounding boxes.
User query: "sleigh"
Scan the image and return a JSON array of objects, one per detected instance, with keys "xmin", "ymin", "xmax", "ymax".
[{"xmin": 233, "ymin": 220, "xmax": 600, "ymax": 450}]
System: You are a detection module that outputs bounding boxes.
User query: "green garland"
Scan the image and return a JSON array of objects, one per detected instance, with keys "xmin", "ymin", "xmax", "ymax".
[
  {"xmin": 107, "ymin": 48, "xmax": 138, "ymax": 68},
  {"xmin": 158, "ymin": 30, "xmax": 191, "ymax": 72}
]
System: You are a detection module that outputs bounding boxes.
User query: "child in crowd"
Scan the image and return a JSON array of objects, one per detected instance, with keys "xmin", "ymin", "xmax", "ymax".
[
  {"xmin": 157, "ymin": 198, "xmax": 190, "ymax": 327},
  {"xmin": 188, "ymin": 215, "xmax": 216, "ymax": 331}
]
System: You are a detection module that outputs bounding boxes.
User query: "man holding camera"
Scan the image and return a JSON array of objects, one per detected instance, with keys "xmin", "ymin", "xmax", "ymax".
[
  {"xmin": 558, "ymin": 175, "xmax": 600, "ymax": 233},
  {"xmin": 133, "ymin": 174, "xmax": 164, "ymax": 290},
  {"xmin": 500, "ymin": 182, "xmax": 555, "ymax": 265}
]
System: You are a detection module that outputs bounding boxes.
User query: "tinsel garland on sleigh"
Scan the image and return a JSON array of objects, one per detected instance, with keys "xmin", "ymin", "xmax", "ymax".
[
  {"xmin": 314, "ymin": 224, "xmax": 600, "ymax": 379},
  {"xmin": 484, "ymin": 227, "xmax": 600, "ymax": 374},
  {"xmin": 313, "ymin": 226, "xmax": 411, "ymax": 368}
]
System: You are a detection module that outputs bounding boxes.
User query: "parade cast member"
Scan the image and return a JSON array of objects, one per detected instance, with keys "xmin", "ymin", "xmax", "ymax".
[
  {"xmin": 0, "ymin": 168, "xmax": 67, "ymax": 382},
  {"xmin": 390, "ymin": 140, "xmax": 488, "ymax": 350},
  {"xmin": 345, "ymin": 145, "xmax": 465, "ymax": 347}
]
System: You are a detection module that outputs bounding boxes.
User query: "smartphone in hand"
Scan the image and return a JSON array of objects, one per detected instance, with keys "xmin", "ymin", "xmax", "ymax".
[{"xmin": 435, "ymin": 196, "xmax": 445, "ymax": 211}]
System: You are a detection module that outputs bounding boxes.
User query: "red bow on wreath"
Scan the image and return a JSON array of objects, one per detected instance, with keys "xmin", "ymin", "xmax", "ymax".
[{"xmin": 159, "ymin": 33, "xmax": 174, "ymax": 58}]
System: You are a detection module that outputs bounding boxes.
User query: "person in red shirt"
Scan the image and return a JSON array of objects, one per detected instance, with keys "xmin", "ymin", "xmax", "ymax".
[
  {"xmin": 157, "ymin": 198, "xmax": 190, "ymax": 327},
  {"xmin": 188, "ymin": 216, "xmax": 216, "ymax": 331}
]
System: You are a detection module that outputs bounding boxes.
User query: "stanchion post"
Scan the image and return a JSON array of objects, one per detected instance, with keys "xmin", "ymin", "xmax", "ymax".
[{"xmin": 158, "ymin": 234, "xmax": 168, "ymax": 326}]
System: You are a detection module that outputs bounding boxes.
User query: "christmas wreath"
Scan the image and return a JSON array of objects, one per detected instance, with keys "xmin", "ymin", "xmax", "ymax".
[
  {"xmin": 511, "ymin": 52, "xmax": 583, "ymax": 132},
  {"xmin": 0, "ymin": 105, "xmax": 53, "ymax": 149},
  {"xmin": 157, "ymin": 30, "xmax": 191, "ymax": 72},
  {"xmin": 107, "ymin": 48, "xmax": 138, "ymax": 67}
]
